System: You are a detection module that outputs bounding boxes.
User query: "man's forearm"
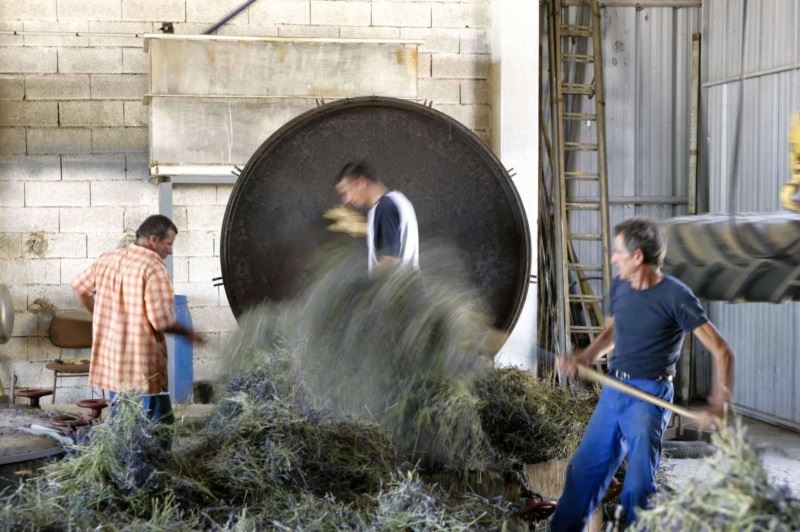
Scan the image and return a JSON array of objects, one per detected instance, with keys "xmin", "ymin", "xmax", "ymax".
[
  {"xmin": 711, "ymin": 346, "xmax": 734, "ymax": 405},
  {"xmin": 577, "ymin": 321, "xmax": 615, "ymax": 365},
  {"xmin": 73, "ymin": 288, "xmax": 94, "ymax": 313}
]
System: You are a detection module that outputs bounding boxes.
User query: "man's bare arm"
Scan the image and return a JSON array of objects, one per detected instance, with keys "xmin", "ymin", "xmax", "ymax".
[
  {"xmin": 558, "ymin": 317, "xmax": 615, "ymax": 377},
  {"xmin": 693, "ymin": 321, "xmax": 735, "ymax": 417},
  {"xmin": 372, "ymin": 255, "xmax": 401, "ymax": 277},
  {"xmin": 73, "ymin": 287, "xmax": 94, "ymax": 313}
]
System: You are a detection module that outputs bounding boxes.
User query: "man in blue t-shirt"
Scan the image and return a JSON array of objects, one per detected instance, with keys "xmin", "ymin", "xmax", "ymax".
[
  {"xmin": 334, "ymin": 160, "xmax": 419, "ymax": 276},
  {"xmin": 552, "ymin": 217, "xmax": 735, "ymax": 531}
]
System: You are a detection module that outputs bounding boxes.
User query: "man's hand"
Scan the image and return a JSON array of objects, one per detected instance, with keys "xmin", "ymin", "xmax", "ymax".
[{"xmin": 556, "ymin": 353, "xmax": 585, "ymax": 379}]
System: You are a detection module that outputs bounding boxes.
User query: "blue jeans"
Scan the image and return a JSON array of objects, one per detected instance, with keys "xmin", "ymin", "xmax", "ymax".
[
  {"xmin": 550, "ymin": 379, "xmax": 673, "ymax": 531},
  {"xmin": 107, "ymin": 391, "xmax": 175, "ymax": 425}
]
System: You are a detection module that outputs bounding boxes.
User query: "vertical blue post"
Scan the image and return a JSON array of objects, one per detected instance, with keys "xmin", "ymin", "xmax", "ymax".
[{"xmin": 170, "ymin": 295, "xmax": 194, "ymax": 404}]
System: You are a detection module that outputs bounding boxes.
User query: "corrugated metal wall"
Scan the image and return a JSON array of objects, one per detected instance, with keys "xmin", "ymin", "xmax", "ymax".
[
  {"xmin": 701, "ymin": 0, "xmax": 800, "ymax": 429},
  {"xmin": 566, "ymin": 6, "xmax": 701, "ymax": 297}
]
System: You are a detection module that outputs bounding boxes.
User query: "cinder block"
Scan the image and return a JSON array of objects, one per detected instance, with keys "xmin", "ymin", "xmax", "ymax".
[
  {"xmin": 418, "ymin": 79, "xmax": 460, "ymax": 104},
  {"xmin": 27, "ymin": 337, "xmax": 65, "ymax": 362},
  {"xmin": 433, "ymin": 103, "xmax": 490, "ymax": 130},
  {"xmin": 432, "ymin": 53, "xmax": 490, "ymax": 79},
  {"xmin": 59, "ymin": 206, "xmax": 123, "ymax": 233},
  {"xmin": 24, "ymin": 232, "xmax": 86, "ymax": 258},
  {"xmin": 188, "ymin": 256, "xmax": 221, "ymax": 283},
  {"xmin": 173, "ymin": 185, "xmax": 216, "ymax": 205},
  {"xmin": 25, "ymin": 74, "xmax": 90, "ymax": 100},
  {"xmin": 0, "ymin": 234, "xmax": 22, "ymax": 259},
  {"xmin": 122, "ymin": 0, "xmax": 186, "ymax": 22},
  {"xmin": 125, "ymin": 154, "xmax": 150, "ymax": 180},
  {"xmin": 372, "ymin": 2, "xmax": 430, "ymax": 28},
  {"xmin": 122, "ymin": 206, "xmax": 159, "ymax": 232},
  {"xmin": 186, "ymin": 0, "xmax": 251, "ymax": 24},
  {"xmin": 88, "ymin": 22, "xmax": 154, "ymax": 47},
  {"xmin": 87, "ymin": 232, "xmax": 129, "ymax": 257},
  {"xmin": 460, "ymin": 28, "xmax": 489, "ymax": 54},
  {"xmin": 0, "ymin": 155, "xmax": 61, "ymax": 181},
  {"xmin": 28, "ymin": 283, "xmax": 82, "ymax": 311},
  {"xmin": 186, "ymin": 205, "xmax": 226, "ymax": 230},
  {"xmin": 172, "ymin": 206, "xmax": 188, "ymax": 231},
  {"xmin": 0, "ymin": 338, "xmax": 29, "ymax": 365},
  {"xmin": 216, "ymin": 185, "xmax": 233, "ymax": 205},
  {"xmin": 0, "ymin": 207, "xmax": 60, "ymax": 232},
  {"xmin": 1, "ymin": 0, "xmax": 57, "ymax": 21},
  {"xmin": 5, "ymin": 360, "xmax": 50, "ymax": 389},
  {"xmin": 60, "ymin": 101, "xmax": 124, "ymax": 127},
  {"xmin": 90, "ymin": 74, "xmax": 148, "ymax": 99},
  {"xmin": 12, "ymin": 312, "xmax": 45, "ymax": 338},
  {"xmin": 173, "ymin": 282, "xmax": 219, "ymax": 308},
  {"xmin": 123, "ymin": 101, "xmax": 148, "ymax": 126},
  {"xmin": 0, "ymin": 76, "xmax": 24, "ymax": 99},
  {"xmin": 91, "ymin": 127, "xmax": 148, "ymax": 153},
  {"xmin": 60, "ymin": 258, "xmax": 94, "ymax": 283},
  {"xmin": 249, "ymin": 0, "xmax": 309, "ymax": 25},
  {"xmin": 57, "ymin": 0, "xmax": 121, "ymax": 21},
  {"xmin": 59, "ymin": 48, "xmax": 122, "ymax": 74},
  {"xmin": 27, "ymin": 128, "xmax": 92, "ymax": 155},
  {"xmin": 400, "ymin": 28, "xmax": 459, "ymax": 53},
  {"xmin": 26, "ymin": 181, "xmax": 90, "ymax": 207},
  {"xmin": 62, "ymin": 154, "xmax": 126, "ymax": 181},
  {"xmin": 191, "ymin": 306, "xmax": 237, "ymax": 333},
  {"xmin": 432, "ymin": 3, "xmax": 489, "ymax": 28},
  {"xmin": 173, "ymin": 257, "xmax": 189, "ymax": 282},
  {"xmin": 224, "ymin": 23, "xmax": 277, "ymax": 37},
  {"xmin": 340, "ymin": 26, "xmax": 400, "ymax": 39},
  {"xmin": 0, "ymin": 48, "xmax": 57, "ymax": 74},
  {"xmin": 91, "ymin": 180, "xmax": 157, "ymax": 206},
  {"xmin": 277, "ymin": 25, "xmax": 339, "ymax": 38},
  {"xmin": 122, "ymin": 48, "xmax": 148, "ymax": 74},
  {"xmin": 460, "ymin": 79, "xmax": 490, "ymax": 104},
  {"xmin": 193, "ymin": 355, "xmax": 223, "ymax": 381},
  {"xmin": 0, "ymin": 128, "xmax": 26, "ymax": 155},
  {"xmin": 22, "ymin": 20, "xmax": 88, "ymax": 46},
  {"xmin": 0, "ymin": 182, "xmax": 24, "ymax": 206},
  {"xmin": 0, "ymin": 101, "xmax": 58, "ymax": 127},
  {"xmin": 418, "ymin": 53, "xmax": 431, "ymax": 79},
  {"xmin": 311, "ymin": 1, "xmax": 370, "ymax": 27},
  {"xmin": 173, "ymin": 230, "xmax": 215, "ymax": 257},
  {"xmin": 0, "ymin": 258, "xmax": 60, "ymax": 285}
]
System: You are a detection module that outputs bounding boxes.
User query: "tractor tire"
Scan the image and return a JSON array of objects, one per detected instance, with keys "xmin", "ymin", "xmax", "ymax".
[
  {"xmin": 661, "ymin": 213, "xmax": 800, "ymax": 303},
  {"xmin": 662, "ymin": 439, "xmax": 715, "ymax": 459}
]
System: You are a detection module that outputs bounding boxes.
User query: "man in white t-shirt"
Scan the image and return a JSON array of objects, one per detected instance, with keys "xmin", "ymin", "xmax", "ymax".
[{"xmin": 335, "ymin": 160, "xmax": 419, "ymax": 276}]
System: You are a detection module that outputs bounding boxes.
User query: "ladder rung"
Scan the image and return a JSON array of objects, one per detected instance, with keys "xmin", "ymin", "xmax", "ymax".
[
  {"xmin": 569, "ymin": 295, "xmax": 603, "ymax": 303},
  {"xmin": 563, "ymin": 53, "xmax": 595, "ymax": 63},
  {"xmin": 564, "ymin": 142, "xmax": 599, "ymax": 151},
  {"xmin": 560, "ymin": 25, "xmax": 593, "ymax": 37},
  {"xmin": 566, "ymin": 201, "xmax": 601, "ymax": 210},
  {"xmin": 570, "ymin": 326, "xmax": 604, "ymax": 334},
  {"xmin": 568, "ymin": 263, "xmax": 603, "ymax": 271},
  {"xmin": 561, "ymin": 83, "xmax": 594, "ymax": 95},
  {"xmin": 565, "ymin": 172, "xmax": 600, "ymax": 180},
  {"xmin": 568, "ymin": 233, "xmax": 603, "ymax": 241},
  {"xmin": 564, "ymin": 112, "xmax": 597, "ymax": 121}
]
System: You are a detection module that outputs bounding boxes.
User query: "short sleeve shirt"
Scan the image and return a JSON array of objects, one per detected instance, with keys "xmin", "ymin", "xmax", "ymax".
[
  {"xmin": 609, "ymin": 274, "xmax": 708, "ymax": 378},
  {"xmin": 72, "ymin": 244, "xmax": 176, "ymax": 394}
]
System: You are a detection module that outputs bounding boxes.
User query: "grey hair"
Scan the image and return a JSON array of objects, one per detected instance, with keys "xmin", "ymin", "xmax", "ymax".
[{"xmin": 613, "ymin": 217, "xmax": 666, "ymax": 267}]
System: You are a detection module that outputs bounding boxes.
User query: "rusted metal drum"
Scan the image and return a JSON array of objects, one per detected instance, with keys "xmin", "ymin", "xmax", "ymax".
[{"xmin": 220, "ymin": 97, "xmax": 530, "ymax": 330}]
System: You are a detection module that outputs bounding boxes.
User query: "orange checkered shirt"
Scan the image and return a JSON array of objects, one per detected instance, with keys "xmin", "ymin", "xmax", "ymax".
[{"xmin": 72, "ymin": 244, "xmax": 176, "ymax": 395}]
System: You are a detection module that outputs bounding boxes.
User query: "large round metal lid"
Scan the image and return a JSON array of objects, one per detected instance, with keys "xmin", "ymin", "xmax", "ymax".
[{"xmin": 220, "ymin": 96, "xmax": 530, "ymax": 330}]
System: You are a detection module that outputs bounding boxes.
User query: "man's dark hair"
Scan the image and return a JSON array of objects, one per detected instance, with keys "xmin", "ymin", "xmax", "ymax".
[
  {"xmin": 136, "ymin": 215, "xmax": 178, "ymax": 240},
  {"xmin": 337, "ymin": 160, "xmax": 378, "ymax": 184},
  {"xmin": 614, "ymin": 217, "xmax": 666, "ymax": 267}
]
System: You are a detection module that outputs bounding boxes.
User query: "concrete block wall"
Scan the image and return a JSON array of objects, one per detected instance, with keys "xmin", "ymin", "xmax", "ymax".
[{"xmin": 0, "ymin": 0, "xmax": 492, "ymax": 401}]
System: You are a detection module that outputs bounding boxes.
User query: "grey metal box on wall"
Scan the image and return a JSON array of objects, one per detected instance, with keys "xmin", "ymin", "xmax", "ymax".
[{"xmin": 143, "ymin": 35, "xmax": 420, "ymax": 177}]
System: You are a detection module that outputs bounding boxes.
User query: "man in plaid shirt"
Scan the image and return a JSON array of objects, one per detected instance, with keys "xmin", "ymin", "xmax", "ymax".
[{"xmin": 72, "ymin": 215, "xmax": 202, "ymax": 423}]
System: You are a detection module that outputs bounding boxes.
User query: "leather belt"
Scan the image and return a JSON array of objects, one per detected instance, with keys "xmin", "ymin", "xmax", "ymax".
[{"xmin": 610, "ymin": 369, "xmax": 673, "ymax": 382}]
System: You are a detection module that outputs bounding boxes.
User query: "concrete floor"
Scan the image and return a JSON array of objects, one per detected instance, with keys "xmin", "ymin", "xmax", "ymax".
[{"xmin": 664, "ymin": 416, "xmax": 800, "ymax": 497}]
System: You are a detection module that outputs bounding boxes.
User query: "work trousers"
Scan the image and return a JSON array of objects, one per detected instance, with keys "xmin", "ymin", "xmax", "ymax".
[{"xmin": 550, "ymin": 378, "xmax": 673, "ymax": 531}]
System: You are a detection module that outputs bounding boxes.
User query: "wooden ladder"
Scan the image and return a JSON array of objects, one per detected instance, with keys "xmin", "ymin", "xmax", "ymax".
[{"xmin": 551, "ymin": 0, "xmax": 611, "ymax": 354}]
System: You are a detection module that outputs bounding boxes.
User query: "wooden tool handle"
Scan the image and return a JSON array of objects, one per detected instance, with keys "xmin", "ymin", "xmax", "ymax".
[{"xmin": 576, "ymin": 365, "xmax": 703, "ymax": 422}]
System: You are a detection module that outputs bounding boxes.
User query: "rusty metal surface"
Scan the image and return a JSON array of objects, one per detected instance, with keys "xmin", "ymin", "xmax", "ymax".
[{"xmin": 220, "ymin": 97, "xmax": 530, "ymax": 331}]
